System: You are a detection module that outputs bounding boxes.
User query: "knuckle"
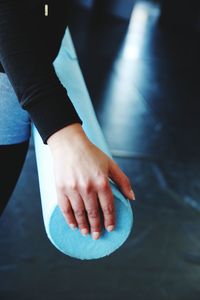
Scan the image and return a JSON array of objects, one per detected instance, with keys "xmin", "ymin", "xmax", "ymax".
[
  {"xmin": 74, "ymin": 209, "xmax": 85, "ymax": 218},
  {"xmin": 103, "ymin": 204, "xmax": 115, "ymax": 215},
  {"xmin": 56, "ymin": 182, "xmax": 66, "ymax": 193},
  {"xmin": 80, "ymin": 180, "xmax": 92, "ymax": 194},
  {"xmin": 79, "ymin": 222, "xmax": 88, "ymax": 229},
  {"xmin": 62, "ymin": 206, "xmax": 71, "ymax": 216},
  {"xmin": 69, "ymin": 181, "xmax": 78, "ymax": 191},
  {"xmin": 98, "ymin": 176, "xmax": 109, "ymax": 191},
  {"xmin": 91, "ymin": 226, "xmax": 101, "ymax": 232},
  {"xmin": 87, "ymin": 209, "xmax": 99, "ymax": 219}
]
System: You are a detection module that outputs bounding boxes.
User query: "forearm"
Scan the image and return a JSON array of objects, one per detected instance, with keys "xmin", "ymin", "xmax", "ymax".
[{"xmin": 0, "ymin": 1, "xmax": 83, "ymax": 144}]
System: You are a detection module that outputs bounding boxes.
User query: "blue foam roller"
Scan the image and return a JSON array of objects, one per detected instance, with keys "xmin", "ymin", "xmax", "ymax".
[{"xmin": 32, "ymin": 27, "xmax": 134, "ymax": 260}]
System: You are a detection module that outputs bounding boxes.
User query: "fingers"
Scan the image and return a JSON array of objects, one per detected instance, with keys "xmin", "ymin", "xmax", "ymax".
[
  {"xmin": 57, "ymin": 190, "xmax": 77, "ymax": 229},
  {"xmin": 80, "ymin": 190, "xmax": 102, "ymax": 240},
  {"xmin": 67, "ymin": 188, "xmax": 90, "ymax": 237},
  {"xmin": 58, "ymin": 184, "xmax": 102, "ymax": 239},
  {"xmin": 57, "ymin": 186, "xmax": 89, "ymax": 235},
  {"xmin": 57, "ymin": 161, "xmax": 134, "ymax": 241},
  {"xmin": 79, "ymin": 177, "xmax": 116, "ymax": 238},
  {"xmin": 56, "ymin": 178, "xmax": 116, "ymax": 240},
  {"xmin": 109, "ymin": 158, "xmax": 136, "ymax": 200},
  {"xmin": 96, "ymin": 176, "xmax": 115, "ymax": 232}
]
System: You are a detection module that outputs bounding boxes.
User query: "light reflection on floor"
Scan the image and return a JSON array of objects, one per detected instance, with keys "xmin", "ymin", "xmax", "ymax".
[{"xmin": 99, "ymin": 1, "xmax": 162, "ymax": 155}]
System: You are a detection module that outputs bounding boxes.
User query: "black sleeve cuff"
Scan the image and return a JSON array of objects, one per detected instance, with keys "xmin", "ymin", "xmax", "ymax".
[{"xmin": 26, "ymin": 85, "xmax": 83, "ymax": 144}]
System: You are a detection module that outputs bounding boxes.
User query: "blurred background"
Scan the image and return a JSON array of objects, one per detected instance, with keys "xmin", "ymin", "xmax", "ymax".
[{"xmin": 0, "ymin": 0, "xmax": 200, "ymax": 299}]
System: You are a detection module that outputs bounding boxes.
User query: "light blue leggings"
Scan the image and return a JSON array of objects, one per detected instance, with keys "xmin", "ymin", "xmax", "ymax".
[{"xmin": 0, "ymin": 72, "xmax": 31, "ymax": 145}]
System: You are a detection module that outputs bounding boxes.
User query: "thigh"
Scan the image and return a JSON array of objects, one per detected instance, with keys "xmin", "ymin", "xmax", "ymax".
[
  {"xmin": 0, "ymin": 72, "xmax": 31, "ymax": 215},
  {"xmin": 0, "ymin": 140, "xmax": 30, "ymax": 216},
  {"xmin": 0, "ymin": 72, "xmax": 31, "ymax": 145}
]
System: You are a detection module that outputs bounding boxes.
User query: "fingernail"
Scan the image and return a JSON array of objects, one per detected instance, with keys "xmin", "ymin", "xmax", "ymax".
[
  {"xmin": 69, "ymin": 223, "xmax": 76, "ymax": 230},
  {"xmin": 92, "ymin": 232, "xmax": 100, "ymax": 240},
  {"xmin": 81, "ymin": 228, "xmax": 88, "ymax": 236},
  {"xmin": 130, "ymin": 189, "xmax": 136, "ymax": 200},
  {"xmin": 107, "ymin": 225, "xmax": 114, "ymax": 232}
]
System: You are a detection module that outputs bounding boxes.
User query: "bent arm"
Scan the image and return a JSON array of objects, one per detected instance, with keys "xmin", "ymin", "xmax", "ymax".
[{"xmin": 0, "ymin": 0, "xmax": 83, "ymax": 144}]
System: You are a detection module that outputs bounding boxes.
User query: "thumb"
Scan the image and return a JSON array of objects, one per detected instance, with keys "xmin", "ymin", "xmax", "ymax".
[{"xmin": 108, "ymin": 158, "xmax": 136, "ymax": 200}]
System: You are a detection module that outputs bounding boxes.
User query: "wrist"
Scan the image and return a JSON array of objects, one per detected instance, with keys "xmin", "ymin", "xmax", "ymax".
[{"xmin": 47, "ymin": 123, "xmax": 88, "ymax": 153}]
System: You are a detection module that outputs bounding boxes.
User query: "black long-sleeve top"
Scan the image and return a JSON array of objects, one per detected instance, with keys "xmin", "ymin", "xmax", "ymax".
[{"xmin": 0, "ymin": 0, "xmax": 83, "ymax": 144}]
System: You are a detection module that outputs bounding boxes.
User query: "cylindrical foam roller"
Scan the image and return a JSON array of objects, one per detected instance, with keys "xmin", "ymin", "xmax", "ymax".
[{"xmin": 32, "ymin": 27, "xmax": 134, "ymax": 260}]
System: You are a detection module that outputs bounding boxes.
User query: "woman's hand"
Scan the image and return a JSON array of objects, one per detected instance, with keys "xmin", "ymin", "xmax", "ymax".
[{"xmin": 47, "ymin": 123, "xmax": 135, "ymax": 240}]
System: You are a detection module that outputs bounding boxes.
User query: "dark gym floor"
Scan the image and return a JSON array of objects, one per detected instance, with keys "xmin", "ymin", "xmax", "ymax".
[{"xmin": 1, "ymin": 1, "xmax": 200, "ymax": 299}]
